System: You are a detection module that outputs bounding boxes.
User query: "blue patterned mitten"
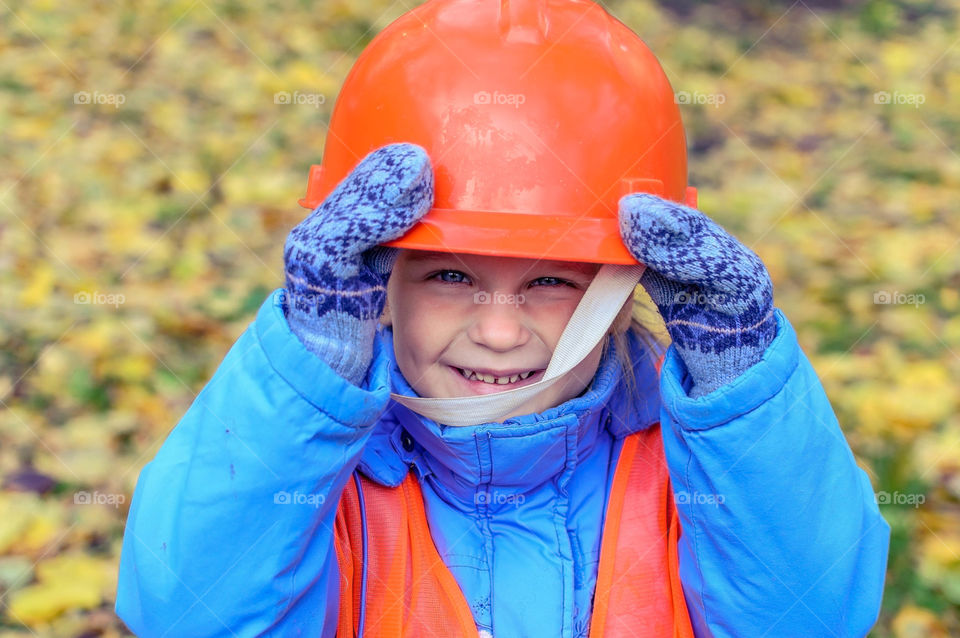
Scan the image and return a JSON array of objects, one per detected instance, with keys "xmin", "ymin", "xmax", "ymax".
[
  {"xmin": 619, "ymin": 194, "xmax": 776, "ymax": 398},
  {"xmin": 283, "ymin": 143, "xmax": 433, "ymax": 385}
]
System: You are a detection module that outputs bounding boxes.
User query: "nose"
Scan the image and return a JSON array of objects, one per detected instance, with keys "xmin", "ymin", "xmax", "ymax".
[{"xmin": 467, "ymin": 296, "xmax": 531, "ymax": 352}]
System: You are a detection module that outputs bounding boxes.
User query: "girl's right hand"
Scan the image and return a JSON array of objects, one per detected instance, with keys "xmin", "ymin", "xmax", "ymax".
[{"xmin": 282, "ymin": 143, "xmax": 434, "ymax": 385}]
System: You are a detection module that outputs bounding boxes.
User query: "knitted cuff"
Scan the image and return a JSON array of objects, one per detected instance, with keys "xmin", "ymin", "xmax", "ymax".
[
  {"xmin": 674, "ymin": 309, "xmax": 777, "ymax": 398},
  {"xmin": 282, "ymin": 296, "xmax": 376, "ymax": 386}
]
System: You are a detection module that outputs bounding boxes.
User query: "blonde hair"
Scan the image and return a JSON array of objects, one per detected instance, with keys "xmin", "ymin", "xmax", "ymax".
[{"xmin": 604, "ymin": 285, "xmax": 671, "ymax": 400}]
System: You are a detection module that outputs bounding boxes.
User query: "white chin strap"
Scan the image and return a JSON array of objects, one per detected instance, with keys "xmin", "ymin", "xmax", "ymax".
[{"xmin": 389, "ymin": 264, "xmax": 646, "ymax": 427}]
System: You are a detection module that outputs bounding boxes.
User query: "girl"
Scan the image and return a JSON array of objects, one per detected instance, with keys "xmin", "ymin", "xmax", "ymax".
[{"xmin": 116, "ymin": 1, "xmax": 889, "ymax": 636}]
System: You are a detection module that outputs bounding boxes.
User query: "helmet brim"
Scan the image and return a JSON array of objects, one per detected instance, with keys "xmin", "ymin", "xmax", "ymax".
[{"xmin": 381, "ymin": 207, "xmax": 640, "ymax": 266}]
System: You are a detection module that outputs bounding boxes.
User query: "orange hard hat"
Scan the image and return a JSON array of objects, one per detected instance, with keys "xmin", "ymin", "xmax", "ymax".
[{"xmin": 299, "ymin": 0, "xmax": 696, "ymax": 265}]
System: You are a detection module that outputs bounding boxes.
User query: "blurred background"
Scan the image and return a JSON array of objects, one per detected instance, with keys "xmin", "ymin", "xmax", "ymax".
[{"xmin": 1, "ymin": 0, "xmax": 958, "ymax": 635}]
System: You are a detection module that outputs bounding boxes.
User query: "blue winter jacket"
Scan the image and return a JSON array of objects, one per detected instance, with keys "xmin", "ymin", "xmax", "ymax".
[{"xmin": 115, "ymin": 290, "xmax": 890, "ymax": 637}]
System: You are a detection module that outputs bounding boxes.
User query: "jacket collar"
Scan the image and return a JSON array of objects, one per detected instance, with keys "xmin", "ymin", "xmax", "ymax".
[{"xmin": 358, "ymin": 328, "xmax": 664, "ymax": 491}]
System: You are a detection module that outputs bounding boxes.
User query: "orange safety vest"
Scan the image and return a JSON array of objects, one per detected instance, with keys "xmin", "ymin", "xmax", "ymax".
[{"xmin": 333, "ymin": 422, "xmax": 695, "ymax": 637}]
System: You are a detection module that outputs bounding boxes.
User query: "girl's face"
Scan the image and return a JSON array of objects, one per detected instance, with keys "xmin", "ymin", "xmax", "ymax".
[{"xmin": 383, "ymin": 250, "xmax": 609, "ymax": 419}]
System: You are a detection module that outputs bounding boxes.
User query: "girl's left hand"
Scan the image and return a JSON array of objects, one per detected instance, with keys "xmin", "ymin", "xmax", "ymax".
[{"xmin": 618, "ymin": 193, "xmax": 776, "ymax": 398}]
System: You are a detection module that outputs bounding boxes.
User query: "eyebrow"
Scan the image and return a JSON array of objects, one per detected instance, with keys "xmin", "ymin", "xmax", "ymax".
[
  {"xmin": 405, "ymin": 251, "xmax": 454, "ymax": 263},
  {"xmin": 526, "ymin": 261, "xmax": 601, "ymax": 279},
  {"xmin": 545, "ymin": 262, "xmax": 600, "ymax": 275},
  {"xmin": 404, "ymin": 251, "xmax": 599, "ymax": 276}
]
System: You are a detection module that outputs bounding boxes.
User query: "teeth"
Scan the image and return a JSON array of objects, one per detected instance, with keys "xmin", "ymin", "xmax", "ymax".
[{"xmin": 459, "ymin": 368, "xmax": 538, "ymax": 384}]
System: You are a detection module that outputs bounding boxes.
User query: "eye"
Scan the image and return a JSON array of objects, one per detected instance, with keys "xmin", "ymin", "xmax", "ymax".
[
  {"xmin": 429, "ymin": 270, "xmax": 472, "ymax": 284},
  {"xmin": 530, "ymin": 276, "xmax": 575, "ymax": 288}
]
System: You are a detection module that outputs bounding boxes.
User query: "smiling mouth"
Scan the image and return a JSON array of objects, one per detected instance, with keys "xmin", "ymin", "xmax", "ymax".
[{"xmin": 454, "ymin": 367, "xmax": 540, "ymax": 385}]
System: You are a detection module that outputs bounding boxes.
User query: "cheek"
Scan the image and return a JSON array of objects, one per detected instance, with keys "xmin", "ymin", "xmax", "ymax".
[
  {"xmin": 390, "ymin": 291, "xmax": 458, "ymax": 370},
  {"xmin": 391, "ymin": 317, "xmax": 433, "ymax": 395},
  {"xmin": 525, "ymin": 297, "xmax": 582, "ymax": 345}
]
